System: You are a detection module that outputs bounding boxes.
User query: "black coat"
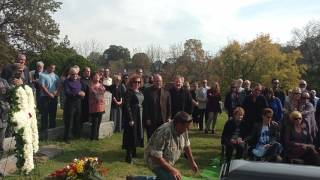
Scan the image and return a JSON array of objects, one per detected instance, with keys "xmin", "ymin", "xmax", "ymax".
[
  {"xmin": 122, "ymin": 89, "xmax": 144, "ymax": 149},
  {"xmin": 221, "ymin": 119, "xmax": 246, "ymax": 145},
  {"xmin": 242, "ymin": 95, "xmax": 268, "ymax": 135},
  {"xmin": 169, "ymin": 87, "xmax": 193, "ymax": 116},
  {"xmin": 107, "ymin": 84, "xmax": 126, "ymax": 108},
  {"xmin": 143, "ymin": 86, "xmax": 171, "ymax": 129},
  {"xmin": 224, "ymin": 91, "xmax": 241, "ymax": 117}
]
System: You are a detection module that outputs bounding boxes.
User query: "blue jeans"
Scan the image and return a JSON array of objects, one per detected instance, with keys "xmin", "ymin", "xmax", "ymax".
[
  {"xmin": 153, "ymin": 167, "xmax": 175, "ymax": 180},
  {"xmin": 130, "ymin": 167, "xmax": 175, "ymax": 180}
]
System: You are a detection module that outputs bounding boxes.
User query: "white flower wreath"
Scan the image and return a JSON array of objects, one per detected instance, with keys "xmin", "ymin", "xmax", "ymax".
[{"xmin": 11, "ymin": 85, "xmax": 39, "ymax": 173}]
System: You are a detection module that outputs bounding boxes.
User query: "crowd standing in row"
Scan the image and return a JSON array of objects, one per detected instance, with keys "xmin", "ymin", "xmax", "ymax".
[{"xmin": 2, "ymin": 53, "xmax": 320, "ymax": 179}]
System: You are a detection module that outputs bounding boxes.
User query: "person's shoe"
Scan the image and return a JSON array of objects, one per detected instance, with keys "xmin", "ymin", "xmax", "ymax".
[
  {"xmin": 125, "ymin": 155, "xmax": 132, "ymax": 164},
  {"xmin": 211, "ymin": 130, "xmax": 215, "ymax": 134},
  {"xmin": 126, "ymin": 176, "xmax": 134, "ymax": 180},
  {"xmin": 205, "ymin": 130, "xmax": 208, "ymax": 134},
  {"xmin": 64, "ymin": 139, "xmax": 71, "ymax": 144},
  {"xmin": 276, "ymin": 155, "xmax": 283, "ymax": 162}
]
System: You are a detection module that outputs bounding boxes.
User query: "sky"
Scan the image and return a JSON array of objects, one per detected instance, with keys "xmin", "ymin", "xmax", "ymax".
[{"xmin": 53, "ymin": 0, "xmax": 320, "ymax": 56}]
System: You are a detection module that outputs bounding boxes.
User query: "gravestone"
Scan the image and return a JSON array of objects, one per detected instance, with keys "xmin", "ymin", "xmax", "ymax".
[
  {"xmin": 83, "ymin": 91, "xmax": 114, "ymax": 139},
  {"xmin": 102, "ymin": 91, "xmax": 112, "ymax": 122},
  {"xmin": 2, "ymin": 137, "xmax": 15, "ymax": 152},
  {"xmin": 41, "ymin": 91, "xmax": 114, "ymax": 140}
]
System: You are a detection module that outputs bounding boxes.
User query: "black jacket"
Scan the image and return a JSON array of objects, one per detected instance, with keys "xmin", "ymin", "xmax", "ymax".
[{"xmin": 221, "ymin": 119, "xmax": 246, "ymax": 145}]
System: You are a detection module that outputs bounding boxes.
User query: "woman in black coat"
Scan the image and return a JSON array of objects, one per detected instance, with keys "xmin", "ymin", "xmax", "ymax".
[
  {"xmin": 122, "ymin": 74, "xmax": 144, "ymax": 164},
  {"xmin": 221, "ymin": 107, "xmax": 246, "ymax": 162}
]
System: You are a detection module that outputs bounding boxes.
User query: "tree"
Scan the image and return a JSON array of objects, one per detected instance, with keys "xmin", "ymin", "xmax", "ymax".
[
  {"xmin": 87, "ymin": 51, "xmax": 103, "ymax": 64},
  {"xmin": 131, "ymin": 53, "xmax": 151, "ymax": 72},
  {"xmin": 216, "ymin": 34, "xmax": 305, "ymax": 93},
  {"xmin": 0, "ymin": 33, "xmax": 16, "ymax": 67},
  {"xmin": 146, "ymin": 44, "xmax": 166, "ymax": 63},
  {"xmin": 73, "ymin": 39, "xmax": 103, "ymax": 57},
  {"xmin": 0, "ymin": 0, "xmax": 61, "ymax": 51},
  {"xmin": 28, "ymin": 39, "xmax": 97, "ymax": 75},
  {"xmin": 183, "ymin": 39, "xmax": 205, "ymax": 61},
  {"xmin": 291, "ymin": 20, "xmax": 320, "ymax": 89},
  {"xmin": 103, "ymin": 45, "xmax": 130, "ymax": 62}
]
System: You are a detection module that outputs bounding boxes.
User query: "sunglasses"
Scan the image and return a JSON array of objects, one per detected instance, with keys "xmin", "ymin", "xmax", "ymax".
[
  {"xmin": 294, "ymin": 117, "xmax": 302, "ymax": 120},
  {"xmin": 133, "ymin": 81, "xmax": 141, "ymax": 84}
]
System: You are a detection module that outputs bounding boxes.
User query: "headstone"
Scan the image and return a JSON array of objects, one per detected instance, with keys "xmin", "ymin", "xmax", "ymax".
[
  {"xmin": 42, "ymin": 92, "xmax": 114, "ymax": 140},
  {"xmin": 2, "ymin": 137, "xmax": 16, "ymax": 152},
  {"xmin": 36, "ymin": 145, "xmax": 63, "ymax": 159},
  {"xmin": 0, "ymin": 155, "xmax": 17, "ymax": 176},
  {"xmin": 102, "ymin": 92, "xmax": 112, "ymax": 122},
  {"xmin": 82, "ymin": 121, "xmax": 114, "ymax": 139}
]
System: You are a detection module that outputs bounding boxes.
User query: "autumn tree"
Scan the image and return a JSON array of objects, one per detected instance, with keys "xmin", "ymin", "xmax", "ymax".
[
  {"xmin": 183, "ymin": 39, "xmax": 205, "ymax": 62},
  {"xmin": 216, "ymin": 34, "xmax": 305, "ymax": 93}
]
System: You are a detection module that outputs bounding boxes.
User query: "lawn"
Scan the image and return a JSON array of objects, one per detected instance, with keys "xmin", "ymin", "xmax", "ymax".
[{"xmin": 6, "ymin": 113, "xmax": 227, "ymax": 180}]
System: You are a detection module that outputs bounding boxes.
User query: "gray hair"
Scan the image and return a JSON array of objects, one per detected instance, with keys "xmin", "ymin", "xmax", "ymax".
[{"xmin": 36, "ymin": 61, "xmax": 44, "ymax": 67}]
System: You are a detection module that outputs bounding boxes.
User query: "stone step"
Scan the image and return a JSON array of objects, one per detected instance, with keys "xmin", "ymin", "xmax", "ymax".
[{"xmin": 0, "ymin": 145, "xmax": 63, "ymax": 176}]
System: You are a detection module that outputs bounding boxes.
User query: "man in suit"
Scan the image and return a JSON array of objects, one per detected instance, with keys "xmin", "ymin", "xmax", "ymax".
[
  {"xmin": 143, "ymin": 74, "xmax": 171, "ymax": 139},
  {"xmin": 1, "ymin": 53, "xmax": 30, "ymax": 85},
  {"xmin": 169, "ymin": 75, "xmax": 193, "ymax": 117}
]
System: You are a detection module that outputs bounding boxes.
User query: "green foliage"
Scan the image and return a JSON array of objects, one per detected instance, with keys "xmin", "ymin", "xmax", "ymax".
[
  {"xmin": 131, "ymin": 53, "xmax": 151, "ymax": 71},
  {"xmin": 0, "ymin": 0, "xmax": 61, "ymax": 51},
  {"xmin": 216, "ymin": 34, "xmax": 305, "ymax": 94},
  {"xmin": 8, "ymin": 86, "xmax": 26, "ymax": 173},
  {"xmin": 0, "ymin": 34, "xmax": 17, "ymax": 66},
  {"xmin": 103, "ymin": 45, "xmax": 131, "ymax": 62},
  {"xmin": 28, "ymin": 44, "xmax": 97, "ymax": 76}
]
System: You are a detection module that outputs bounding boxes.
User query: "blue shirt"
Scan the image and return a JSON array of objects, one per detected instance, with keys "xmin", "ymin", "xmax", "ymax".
[{"xmin": 39, "ymin": 72, "xmax": 60, "ymax": 96}]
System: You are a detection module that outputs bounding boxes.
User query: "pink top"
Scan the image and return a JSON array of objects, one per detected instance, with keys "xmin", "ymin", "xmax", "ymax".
[{"xmin": 89, "ymin": 83, "xmax": 106, "ymax": 113}]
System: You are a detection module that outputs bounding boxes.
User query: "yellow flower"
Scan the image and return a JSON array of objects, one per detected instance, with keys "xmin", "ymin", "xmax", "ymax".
[{"xmin": 76, "ymin": 160, "xmax": 85, "ymax": 173}]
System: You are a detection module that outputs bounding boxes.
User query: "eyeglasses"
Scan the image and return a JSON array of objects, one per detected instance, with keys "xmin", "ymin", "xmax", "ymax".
[
  {"xmin": 70, "ymin": 74, "xmax": 77, "ymax": 76},
  {"xmin": 299, "ymin": 84, "xmax": 306, "ymax": 86},
  {"xmin": 266, "ymin": 116, "xmax": 273, "ymax": 119},
  {"xmin": 133, "ymin": 81, "xmax": 141, "ymax": 84}
]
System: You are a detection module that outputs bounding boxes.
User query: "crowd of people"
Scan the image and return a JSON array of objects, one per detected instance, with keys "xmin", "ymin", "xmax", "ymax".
[
  {"xmin": 2, "ymin": 53, "xmax": 320, "ymax": 179},
  {"xmin": 221, "ymin": 78, "xmax": 320, "ymax": 166}
]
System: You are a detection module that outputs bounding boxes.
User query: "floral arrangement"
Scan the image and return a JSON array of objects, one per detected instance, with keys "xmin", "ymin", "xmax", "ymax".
[
  {"xmin": 49, "ymin": 157, "xmax": 109, "ymax": 180},
  {"xmin": 9, "ymin": 85, "xmax": 39, "ymax": 174}
]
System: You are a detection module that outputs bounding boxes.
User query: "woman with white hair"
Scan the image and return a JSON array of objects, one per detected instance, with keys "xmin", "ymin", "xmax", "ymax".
[{"xmin": 63, "ymin": 67, "xmax": 85, "ymax": 143}]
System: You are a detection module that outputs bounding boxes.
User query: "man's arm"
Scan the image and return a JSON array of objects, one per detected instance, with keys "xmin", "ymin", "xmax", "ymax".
[
  {"xmin": 184, "ymin": 146, "xmax": 199, "ymax": 173},
  {"xmin": 39, "ymin": 75, "xmax": 54, "ymax": 98}
]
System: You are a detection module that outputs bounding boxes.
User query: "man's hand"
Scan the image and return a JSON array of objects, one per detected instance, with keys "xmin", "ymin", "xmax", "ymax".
[
  {"xmin": 129, "ymin": 121, "xmax": 134, "ymax": 126},
  {"xmin": 49, "ymin": 93, "xmax": 55, "ymax": 98},
  {"xmin": 264, "ymin": 144, "xmax": 271, "ymax": 148},
  {"xmin": 230, "ymin": 139, "xmax": 236, "ymax": 144},
  {"xmin": 170, "ymin": 168, "xmax": 182, "ymax": 180},
  {"xmin": 78, "ymin": 91, "xmax": 85, "ymax": 97},
  {"xmin": 13, "ymin": 78, "xmax": 23, "ymax": 86},
  {"xmin": 191, "ymin": 160, "xmax": 199, "ymax": 173},
  {"xmin": 236, "ymin": 138, "xmax": 243, "ymax": 144}
]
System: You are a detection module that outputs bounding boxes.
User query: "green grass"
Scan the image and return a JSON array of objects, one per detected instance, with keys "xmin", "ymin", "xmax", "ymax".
[{"xmin": 6, "ymin": 113, "xmax": 228, "ymax": 180}]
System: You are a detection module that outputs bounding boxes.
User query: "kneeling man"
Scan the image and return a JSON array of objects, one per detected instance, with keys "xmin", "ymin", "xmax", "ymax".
[{"xmin": 144, "ymin": 111, "xmax": 199, "ymax": 180}]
